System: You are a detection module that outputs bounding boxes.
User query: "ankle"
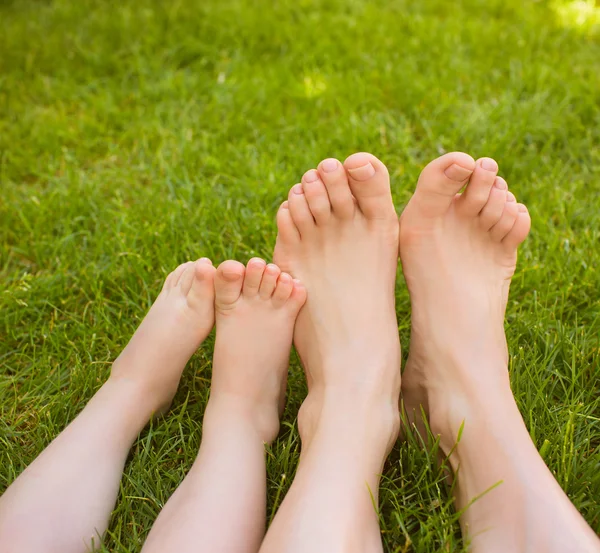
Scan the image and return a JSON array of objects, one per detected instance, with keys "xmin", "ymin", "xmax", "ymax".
[
  {"xmin": 204, "ymin": 394, "xmax": 281, "ymax": 444},
  {"xmin": 298, "ymin": 387, "xmax": 400, "ymax": 454}
]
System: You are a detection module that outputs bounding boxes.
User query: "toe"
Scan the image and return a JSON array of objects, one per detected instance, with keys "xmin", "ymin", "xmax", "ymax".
[
  {"xmin": 317, "ymin": 158, "xmax": 355, "ymax": 218},
  {"xmin": 503, "ymin": 204, "xmax": 531, "ymax": 252},
  {"xmin": 259, "ymin": 263, "xmax": 281, "ymax": 299},
  {"xmin": 215, "ymin": 260, "xmax": 245, "ymax": 309},
  {"xmin": 189, "ymin": 257, "xmax": 215, "ymax": 293},
  {"xmin": 243, "ymin": 258, "xmax": 266, "ymax": 297},
  {"xmin": 343, "ymin": 152, "xmax": 395, "ymax": 220},
  {"xmin": 489, "ymin": 200, "xmax": 520, "ymax": 242},
  {"xmin": 272, "ymin": 272, "xmax": 294, "ymax": 307},
  {"xmin": 478, "ymin": 177, "xmax": 508, "ymax": 231},
  {"xmin": 288, "ymin": 183, "xmax": 315, "ymax": 236},
  {"xmin": 411, "ymin": 152, "xmax": 476, "ymax": 217},
  {"xmin": 457, "ymin": 157, "xmax": 499, "ymax": 216},
  {"xmin": 164, "ymin": 261, "xmax": 194, "ymax": 290},
  {"xmin": 302, "ymin": 169, "xmax": 332, "ymax": 225},
  {"xmin": 289, "ymin": 279, "xmax": 308, "ymax": 310},
  {"xmin": 276, "ymin": 201, "xmax": 300, "ymax": 244}
]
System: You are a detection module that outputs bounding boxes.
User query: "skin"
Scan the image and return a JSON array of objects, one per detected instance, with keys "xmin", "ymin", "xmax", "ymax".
[
  {"xmin": 399, "ymin": 153, "xmax": 600, "ymax": 552},
  {"xmin": 0, "ymin": 258, "xmax": 217, "ymax": 553},
  {"xmin": 261, "ymin": 153, "xmax": 401, "ymax": 553},
  {"xmin": 141, "ymin": 258, "xmax": 306, "ymax": 553}
]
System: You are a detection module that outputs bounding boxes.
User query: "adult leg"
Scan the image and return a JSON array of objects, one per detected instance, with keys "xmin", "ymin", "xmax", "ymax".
[
  {"xmin": 141, "ymin": 259, "xmax": 306, "ymax": 553},
  {"xmin": 400, "ymin": 153, "xmax": 600, "ymax": 552},
  {"xmin": 261, "ymin": 153, "xmax": 401, "ymax": 553},
  {"xmin": 0, "ymin": 258, "xmax": 216, "ymax": 553}
]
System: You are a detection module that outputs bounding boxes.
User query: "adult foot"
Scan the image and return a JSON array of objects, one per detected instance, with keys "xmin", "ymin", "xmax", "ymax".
[
  {"xmin": 274, "ymin": 153, "xmax": 401, "ymax": 454},
  {"xmin": 110, "ymin": 258, "xmax": 216, "ymax": 415},
  {"xmin": 399, "ymin": 153, "xmax": 531, "ymax": 451},
  {"xmin": 208, "ymin": 258, "xmax": 306, "ymax": 444}
]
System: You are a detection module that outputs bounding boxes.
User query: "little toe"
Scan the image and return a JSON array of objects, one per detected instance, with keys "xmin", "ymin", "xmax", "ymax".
[
  {"xmin": 503, "ymin": 204, "xmax": 531, "ymax": 252},
  {"xmin": 259, "ymin": 264, "xmax": 282, "ymax": 299},
  {"xmin": 479, "ymin": 177, "xmax": 508, "ymax": 231},
  {"xmin": 317, "ymin": 158, "xmax": 355, "ymax": 218},
  {"xmin": 489, "ymin": 200, "xmax": 520, "ymax": 242},
  {"xmin": 288, "ymin": 183, "xmax": 316, "ymax": 236},
  {"xmin": 276, "ymin": 201, "xmax": 300, "ymax": 245},
  {"xmin": 272, "ymin": 272, "xmax": 294, "ymax": 307},
  {"xmin": 411, "ymin": 152, "xmax": 476, "ymax": 217},
  {"xmin": 243, "ymin": 258, "xmax": 267, "ymax": 297},
  {"xmin": 289, "ymin": 279, "xmax": 308, "ymax": 310},
  {"xmin": 457, "ymin": 157, "xmax": 499, "ymax": 216},
  {"xmin": 302, "ymin": 169, "xmax": 332, "ymax": 225},
  {"xmin": 343, "ymin": 152, "xmax": 396, "ymax": 220},
  {"xmin": 215, "ymin": 260, "xmax": 245, "ymax": 310}
]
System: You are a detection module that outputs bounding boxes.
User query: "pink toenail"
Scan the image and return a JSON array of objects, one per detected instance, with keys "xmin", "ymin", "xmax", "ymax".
[
  {"xmin": 304, "ymin": 170, "xmax": 319, "ymax": 183},
  {"xmin": 444, "ymin": 164, "xmax": 473, "ymax": 182},
  {"xmin": 347, "ymin": 162, "xmax": 375, "ymax": 181},
  {"xmin": 292, "ymin": 184, "xmax": 304, "ymax": 195},
  {"xmin": 494, "ymin": 177, "xmax": 508, "ymax": 190},
  {"xmin": 321, "ymin": 159, "xmax": 338, "ymax": 172},
  {"xmin": 518, "ymin": 204, "xmax": 528, "ymax": 212},
  {"xmin": 281, "ymin": 201, "xmax": 289, "ymax": 209},
  {"xmin": 481, "ymin": 158, "xmax": 498, "ymax": 172},
  {"xmin": 266, "ymin": 264, "xmax": 278, "ymax": 273},
  {"xmin": 223, "ymin": 270, "xmax": 243, "ymax": 281}
]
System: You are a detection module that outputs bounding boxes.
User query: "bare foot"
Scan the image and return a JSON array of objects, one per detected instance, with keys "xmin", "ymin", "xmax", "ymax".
[
  {"xmin": 110, "ymin": 258, "xmax": 217, "ymax": 415},
  {"xmin": 209, "ymin": 258, "xmax": 306, "ymax": 444},
  {"xmin": 399, "ymin": 153, "xmax": 531, "ymax": 446},
  {"xmin": 273, "ymin": 152, "xmax": 401, "ymax": 454}
]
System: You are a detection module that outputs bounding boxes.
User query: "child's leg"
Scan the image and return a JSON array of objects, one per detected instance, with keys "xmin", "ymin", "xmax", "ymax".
[
  {"xmin": 0, "ymin": 258, "xmax": 216, "ymax": 553},
  {"xmin": 141, "ymin": 259, "xmax": 306, "ymax": 553}
]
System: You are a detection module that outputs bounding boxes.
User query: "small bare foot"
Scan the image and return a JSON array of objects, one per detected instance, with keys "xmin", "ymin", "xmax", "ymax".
[
  {"xmin": 208, "ymin": 258, "xmax": 306, "ymax": 444},
  {"xmin": 399, "ymin": 153, "xmax": 531, "ymax": 450},
  {"xmin": 110, "ymin": 258, "xmax": 216, "ymax": 415},
  {"xmin": 274, "ymin": 153, "xmax": 401, "ymax": 454}
]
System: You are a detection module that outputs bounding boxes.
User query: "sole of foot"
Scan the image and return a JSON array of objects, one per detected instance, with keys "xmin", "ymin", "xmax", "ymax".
[
  {"xmin": 399, "ymin": 153, "xmax": 531, "ymax": 451},
  {"xmin": 208, "ymin": 258, "xmax": 307, "ymax": 444},
  {"xmin": 274, "ymin": 152, "xmax": 402, "ymax": 455},
  {"xmin": 110, "ymin": 258, "xmax": 217, "ymax": 416}
]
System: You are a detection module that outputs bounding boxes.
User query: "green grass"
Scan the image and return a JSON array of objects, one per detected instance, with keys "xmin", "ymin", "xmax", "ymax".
[{"xmin": 1, "ymin": 0, "xmax": 599, "ymax": 550}]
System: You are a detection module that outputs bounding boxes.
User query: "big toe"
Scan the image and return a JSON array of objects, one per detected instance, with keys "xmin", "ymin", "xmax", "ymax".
[
  {"xmin": 412, "ymin": 152, "xmax": 476, "ymax": 217},
  {"xmin": 343, "ymin": 152, "xmax": 396, "ymax": 220},
  {"xmin": 215, "ymin": 260, "xmax": 245, "ymax": 310}
]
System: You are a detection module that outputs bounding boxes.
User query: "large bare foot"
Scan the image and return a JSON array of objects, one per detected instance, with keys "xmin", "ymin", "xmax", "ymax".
[
  {"xmin": 110, "ymin": 258, "xmax": 217, "ymax": 416},
  {"xmin": 274, "ymin": 152, "xmax": 401, "ymax": 456},
  {"xmin": 399, "ymin": 153, "xmax": 531, "ymax": 448},
  {"xmin": 400, "ymin": 154, "xmax": 600, "ymax": 552},
  {"xmin": 209, "ymin": 258, "xmax": 306, "ymax": 443}
]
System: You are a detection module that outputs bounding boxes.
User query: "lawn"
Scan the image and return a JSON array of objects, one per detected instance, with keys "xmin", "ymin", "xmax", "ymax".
[{"xmin": 1, "ymin": 0, "xmax": 599, "ymax": 550}]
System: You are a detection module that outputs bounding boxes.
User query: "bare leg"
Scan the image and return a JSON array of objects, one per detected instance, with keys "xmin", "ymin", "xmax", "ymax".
[
  {"xmin": 399, "ymin": 154, "xmax": 600, "ymax": 552},
  {"xmin": 262, "ymin": 153, "xmax": 401, "ymax": 553},
  {"xmin": 0, "ymin": 259, "xmax": 216, "ymax": 553},
  {"xmin": 141, "ymin": 259, "xmax": 306, "ymax": 553}
]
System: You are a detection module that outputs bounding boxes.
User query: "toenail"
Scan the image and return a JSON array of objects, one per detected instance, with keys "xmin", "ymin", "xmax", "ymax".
[
  {"xmin": 249, "ymin": 258, "xmax": 266, "ymax": 267},
  {"xmin": 494, "ymin": 177, "xmax": 508, "ymax": 190},
  {"xmin": 444, "ymin": 164, "xmax": 473, "ymax": 182},
  {"xmin": 266, "ymin": 264, "xmax": 278, "ymax": 273},
  {"xmin": 507, "ymin": 192, "xmax": 516, "ymax": 202},
  {"xmin": 281, "ymin": 201, "xmax": 289, "ymax": 209},
  {"xmin": 518, "ymin": 204, "xmax": 528, "ymax": 212},
  {"xmin": 321, "ymin": 158, "xmax": 338, "ymax": 173},
  {"xmin": 347, "ymin": 162, "xmax": 375, "ymax": 181},
  {"xmin": 304, "ymin": 170, "xmax": 319, "ymax": 183},
  {"xmin": 481, "ymin": 158, "xmax": 498, "ymax": 172},
  {"xmin": 198, "ymin": 257, "xmax": 212, "ymax": 264},
  {"xmin": 292, "ymin": 278, "xmax": 303, "ymax": 287},
  {"xmin": 222, "ymin": 270, "xmax": 243, "ymax": 282},
  {"xmin": 292, "ymin": 183, "xmax": 304, "ymax": 195},
  {"xmin": 279, "ymin": 273, "xmax": 291, "ymax": 283}
]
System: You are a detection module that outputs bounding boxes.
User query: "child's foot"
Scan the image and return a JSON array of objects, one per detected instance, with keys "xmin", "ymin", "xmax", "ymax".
[
  {"xmin": 273, "ymin": 153, "xmax": 401, "ymax": 455},
  {"xmin": 399, "ymin": 153, "xmax": 531, "ymax": 451},
  {"xmin": 110, "ymin": 258, "xmax": 216, "ymax": 415},
  {"xmin": 208, "ymin": 258, "xmax": 306, "ymax": 444}
]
